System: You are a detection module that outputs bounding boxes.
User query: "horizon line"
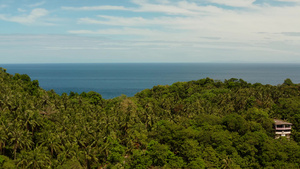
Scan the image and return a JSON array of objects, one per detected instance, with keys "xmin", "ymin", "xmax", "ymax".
[{"xmin": 2, "ymin": 62, "xmax": 300, "ymax": 64}]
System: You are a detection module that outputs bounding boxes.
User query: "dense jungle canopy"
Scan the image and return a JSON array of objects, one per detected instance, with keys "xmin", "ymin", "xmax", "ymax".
[{"xmin": 1, "ymin": 67, "xmax": 300, "ymax": 168}]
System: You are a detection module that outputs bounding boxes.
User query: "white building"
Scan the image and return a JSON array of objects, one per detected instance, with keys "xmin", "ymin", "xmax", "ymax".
[{"xmin": 274, "ymin": 119, "xmax": 292, "ymax": 139}]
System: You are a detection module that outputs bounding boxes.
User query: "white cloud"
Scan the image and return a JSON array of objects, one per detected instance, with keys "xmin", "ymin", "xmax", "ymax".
[
  {"xmin": 1, "ymin": 34, "xmax": 299, "ymax": 63},
  {"xmin": 128, "ymin": 0, "xmax": 228, "ymax": 15},
  {"xmin": 0, "ymin": 8, "xmax": 49, "ymax": 25},
  {"xmin": 74, "ymin": 4, "xmax": 300, "ymax": 40},
  {"xmin": 276, "ymin": 0, "xmax": 300, "ymax": 2},
  {"xmin": 27, "ymin": 1, "xmax": 46, "ymax": 8},
  {"xmin": 61, "ymin": 5, "xmax": 129, "ymax": 11},
  {"xmin": 0, "ymin": 4, "xmax": 8, "ymax": 8},
  {"xmin": 132, "ymin": 1, "xmax": 198, "ymax": 15},
  {"xmin": 62, "ymin": 1, "xmax": 218, "ymax": 16},
  {"xmin": 68, "ymin": 1, "xmax": 300, "ymax": 59},
  {"xmin": 281, "ymin": 32, "xmax": 300, "ymax": 36},
  {"xmin": 78, "ymin": 16, "xmax": 150, "ymax": 26},
  {"xmin": 18, "ymin": 8, "xmax": 27, "ymax": 12},
  {"xmin": 68, "ymin": 28, "xmax": 163, "ymax": 36},
  {"xmin": 207, "ymin": 0, "xmax": 256, "ymax": 7},
  {"xmin": 1, "ymin": 0, "xmax": 300, "ymax": 63},
  {"xmin": 156, "ymin": 0, "xmax": 170, "ymax": 4}
]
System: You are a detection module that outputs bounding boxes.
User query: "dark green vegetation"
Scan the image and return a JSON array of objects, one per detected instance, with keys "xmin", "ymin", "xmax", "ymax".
[{"xmin": 1, "ymin": 67, "xmax": 300, "ymax": 169}]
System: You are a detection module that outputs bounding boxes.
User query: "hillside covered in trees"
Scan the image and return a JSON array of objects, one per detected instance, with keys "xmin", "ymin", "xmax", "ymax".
[{"xmin": 1, "ymin": 67, "xmax": 300, "ymax": 168}]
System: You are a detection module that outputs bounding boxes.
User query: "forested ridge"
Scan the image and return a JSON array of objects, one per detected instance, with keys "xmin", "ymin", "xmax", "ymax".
[{"xmin": 1, "ymin": 67, "xmax": 300, "ymax": 169}]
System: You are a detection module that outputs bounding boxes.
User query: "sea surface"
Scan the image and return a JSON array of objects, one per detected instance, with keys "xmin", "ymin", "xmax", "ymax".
[{"xmin": 2, "ymin": 63, "xmax": 300, "ymax": 99}]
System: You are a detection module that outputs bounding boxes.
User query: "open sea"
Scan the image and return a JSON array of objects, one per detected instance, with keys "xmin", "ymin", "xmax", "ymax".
[{"xmin": 1, "ymin": 63, "xmax": 300, "ymax": 99}]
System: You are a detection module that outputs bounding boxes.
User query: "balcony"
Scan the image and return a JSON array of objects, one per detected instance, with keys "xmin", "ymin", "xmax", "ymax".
[
  {"xmin": 275, "ymin": 131, "xmax": 291, "ymax": 135},
  {"xmin": 275, "ymin": 124, "xmax": 291, "ymax": 130},
  {"xmin": 275, "ymin": 126, "xmax": 292, "ymax": 130}
]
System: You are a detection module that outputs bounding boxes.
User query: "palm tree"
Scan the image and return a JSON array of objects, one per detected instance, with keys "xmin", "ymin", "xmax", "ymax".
[
  {"xmin": 8, "ymin": 123, "xmax": 33, "ymax": 159},
  {"xmin": 57, "ymin": 141, "xmax": 79, "ymax": 166},
  {"xmin": 0, "ymin": 122, "xmax": 8, "ymax": 154},
  {"xmin": 17, "ymin": 146, "xmax": 51, "ymax": 169},
  {"xmin": 80, "ymin": 142, "xmax": 99, "ymax": 169},
  {"xmin": 23, "ymin": 110, "xmax": 41, "ymax": 135},
  {"xmin": 38, "ymin": 132, "xmax": 62, "ymax": 157}
]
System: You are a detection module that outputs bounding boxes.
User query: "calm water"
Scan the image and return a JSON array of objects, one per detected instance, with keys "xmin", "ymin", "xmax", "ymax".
[{"xmin": 2, "ymin": 63, "xmax": 300, "ymax": 99}]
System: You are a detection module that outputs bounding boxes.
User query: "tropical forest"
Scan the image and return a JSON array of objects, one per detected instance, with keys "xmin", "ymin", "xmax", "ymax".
[{"xmin": 1, "ymin": 67, "xmax": 300, "ymax": 169}]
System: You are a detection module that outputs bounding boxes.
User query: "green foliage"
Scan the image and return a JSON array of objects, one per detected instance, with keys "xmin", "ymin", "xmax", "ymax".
[
  {"xmin": 85, "ymin": 91, "xmax": 103, "ymax": 105},
  {"xmin": 188, "ymin": 157, "xmax": 205, "ymax": 169},
  {"xmin": 0, "ymin": 155, "xmax": 16, "ymax": 169},
  {"xmin": 1, "ymin": 68, "xmax": 300, "ymax": 168},
  {"xmin": 283, "ymin": 78, "xmax": 294, "ymax": 86},
  {"xmin": 17, "ymin": 146, "xmax": 51, "ymax": 168},
  {"xmin": 57, "ymin": 158, "xmax": 83, "ymax": 169},
  {"xmin": 223, "ymin": 114, "xmax": 248, "ymax": 134},
  {"xmin": 146, "ymin": 140, "xmax": 185, "ymax": 168},
  {"xmin": 128, "ymin": 149, "xmax": 152, "ymax": 169},
  {"xmin": 107, "ymin": 137, "xmax": 126, "ymax": 164}
]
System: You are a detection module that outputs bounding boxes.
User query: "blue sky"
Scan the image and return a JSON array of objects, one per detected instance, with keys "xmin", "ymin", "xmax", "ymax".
[{"xmin": 0, "ymin": 0, "xmax": 300, "ymax": 63}]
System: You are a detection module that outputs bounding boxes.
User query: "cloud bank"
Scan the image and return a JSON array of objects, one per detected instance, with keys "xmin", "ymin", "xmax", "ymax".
[{"xmin": 0, "ymin": 0, "xmax": 299, "ymax": 63}]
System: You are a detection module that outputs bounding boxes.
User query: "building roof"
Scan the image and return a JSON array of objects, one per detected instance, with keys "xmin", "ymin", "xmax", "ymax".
[{"xmin": 274, "ymin": 119, "xmax": 292, "ymax": 125}]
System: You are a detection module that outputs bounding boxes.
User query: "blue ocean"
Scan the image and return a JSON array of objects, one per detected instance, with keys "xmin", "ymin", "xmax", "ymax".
[{"xmin": 2, "ymin": 63, "xmax": 300, "ymax": 99}]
